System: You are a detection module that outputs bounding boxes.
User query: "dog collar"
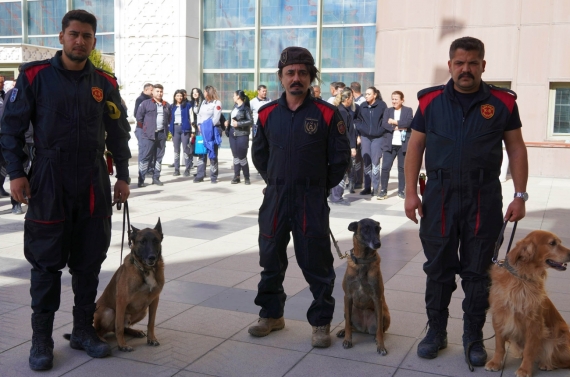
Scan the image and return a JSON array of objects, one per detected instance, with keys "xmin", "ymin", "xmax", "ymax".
[
  {"xmin": 500, "ymin": 258, "xmax": 532, "ymax": 282},
  {"xmin": 130, "ymin": 255, "xmax": 148, "ymax": 275},
  {"xmin": 350, "ymin": 249, "xmax": 378, "ymax": 264}
]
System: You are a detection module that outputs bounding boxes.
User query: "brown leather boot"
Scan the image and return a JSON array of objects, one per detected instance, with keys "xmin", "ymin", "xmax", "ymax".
[
  {"xmin": 248, "ymin": 317, "xmax": 285, "ymax": 337},
  {"xmin": 311, "ymin": 324, "xmax": 331, "ymax": 348}
]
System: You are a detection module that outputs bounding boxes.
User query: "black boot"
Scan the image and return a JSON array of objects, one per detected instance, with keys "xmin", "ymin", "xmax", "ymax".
[
  {"xmin": 69, "ymin": 304, "xmax": 110, "ymax": 358},
  {"xmin": 29, "ymin": 312, "xmax": 54, "ymax": 371},
  {"xmin": 417, "ymin": 309, "xmax": 448, "ymax": 359},
  {"xmin": 463, "ymin": 314, "xmax": 487, "ymax": 367}
]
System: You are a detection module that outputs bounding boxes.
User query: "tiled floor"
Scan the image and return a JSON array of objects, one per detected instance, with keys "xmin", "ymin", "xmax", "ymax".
[{"xmin": 1, "ymin": 134, "xmax": 570, "ymax": 376}]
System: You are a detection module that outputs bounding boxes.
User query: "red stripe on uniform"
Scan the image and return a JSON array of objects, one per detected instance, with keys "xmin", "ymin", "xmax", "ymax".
[
  {"xmin": 89, "ymin": 184, "xmax": 95, "ymax": 215},
  {"xmin": 315, "ymin": 102, "xmax": 335, "ymax": 125},
  {"xmin": 258, "ymin": 103, "xmax": 279, "ymax": 128},
  {"xmin": 490, "ymin": 89, "xmax": 515, "ymax": 113},
  {"xmin": 25, "ymin": 63, "xmax": 50, "ymax": 84},
  {"xmin": 95, "ymin": 70, "xmax": 118, "ymax": 89},
  {"xmin": 419, "ymin": 90, "xmax": 444, "ymax": 115}
]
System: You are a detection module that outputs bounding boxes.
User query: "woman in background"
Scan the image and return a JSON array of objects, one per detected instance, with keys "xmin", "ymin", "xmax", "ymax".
[
  {"xmin": 195, "ymin": 85, "xmax": 222, "ymax": 183},
  {"xmin": 169, "ymin": 89, "xmax": 193, "ymax": 176},
  {"xmin": 225, "ymin": 90, "xmax": 253, "ymax": 185}
]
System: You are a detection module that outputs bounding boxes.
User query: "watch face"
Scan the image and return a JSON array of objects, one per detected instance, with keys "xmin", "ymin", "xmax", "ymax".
[{"xmin": 515, "ymin": 192, "xmax": 528, "ymax": 201}]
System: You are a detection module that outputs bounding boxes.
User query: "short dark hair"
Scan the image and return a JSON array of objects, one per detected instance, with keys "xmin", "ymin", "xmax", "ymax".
[
  {"xmin": 62, "ymin": 9, "xmax": 97, "ymax": 34},
  {"xmin": 257, "ymin": 84, "xmax": 267, "ymax": 91},
  {"xmin": 143, "ymin": 83, "xmax": 153, "ymax": 90},
  {"xmin": 392, "ymin": 90, "xmax": 404, "ymax": 100},
  {"xmin": 153, "ymin": 84, "xmax": 164, "ymax": 90},
  {"xmin": 335, "ymin": 82, "xmax": 346, "ymax": 90},
  {"xmin": 330, "ymin": 81, "xmax": 337, "ymax": 88},
  {"xmin": 350, "ymin": 82, "xmax": 361, "ymax": 92},
  {"xmin": 449, "ymin": 36, "xmax": 485, "ymax": 59}
]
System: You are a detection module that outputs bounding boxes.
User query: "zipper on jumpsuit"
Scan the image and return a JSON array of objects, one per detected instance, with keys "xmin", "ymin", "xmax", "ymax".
[{"xmin": 289, "ymin": 112, "xmax": 294, "ymax": 228}]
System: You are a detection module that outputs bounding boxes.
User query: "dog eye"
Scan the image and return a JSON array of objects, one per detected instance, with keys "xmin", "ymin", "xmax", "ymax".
[{"xmin": 549, "ymin": 240, "xmax": 557, "ymax": 246}]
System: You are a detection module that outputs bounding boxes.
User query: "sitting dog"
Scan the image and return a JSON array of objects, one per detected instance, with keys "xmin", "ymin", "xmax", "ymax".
[
  {"xmin": 485, "ymin": 230, "xmax": 570, "ymax": 377},
  {"xmin": 94, "ymin": 219, "xmax": 165, "ymax": 352},
  {"xmin": 336, "ymin": 218, "xmax": 390, "ymax": 355}
]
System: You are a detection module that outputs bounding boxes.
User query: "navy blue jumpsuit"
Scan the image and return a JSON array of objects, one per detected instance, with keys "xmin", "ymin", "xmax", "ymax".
[
  {"xmin": 0, "ymin": 52, "xmax": 131, "ymax": 313},
  {"xmin": 251, "ymin": 92, "xmax": 350, "ymax": 326},
  {"xmin": 411, "ymin": 79, "xmax": 521, "ymax": 318}
]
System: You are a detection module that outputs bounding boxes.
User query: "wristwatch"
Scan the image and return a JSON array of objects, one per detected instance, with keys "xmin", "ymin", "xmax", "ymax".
[
  {"xmin": 514, "ymin": 192, "xmax": 528, "ymax": 201},
  {"xmin": 119, "ymin": 177, "xmax": 131, "ymax": 185}
]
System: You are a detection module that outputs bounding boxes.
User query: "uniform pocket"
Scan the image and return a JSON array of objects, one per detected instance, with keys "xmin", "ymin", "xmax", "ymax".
[
  {"xmin": 25, "ymin": 158, "xmax": 65, "ymax": 223},
  {"xmin": 295, "ymin": 186, "xmax": 329, "ymax": 238},
  {"xmin": 259, "ymin": 185, "xmax": 279, "ymax": 238},
  {"xmin": 88, "ymin": 156, "xmax": 113, "ymax": 218}
]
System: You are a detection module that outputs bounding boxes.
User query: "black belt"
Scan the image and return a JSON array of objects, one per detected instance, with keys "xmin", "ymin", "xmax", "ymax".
[
  {"xmin": 426, "ymin": 169, "xmax": 499, "ymax": 181},
  {"xmin": 35, "ymin": 148, "xmax": 101, "ymax": 162},
  {"xmin": 267, "ymin": 178, "xmax": 326, "ymax": 187}
]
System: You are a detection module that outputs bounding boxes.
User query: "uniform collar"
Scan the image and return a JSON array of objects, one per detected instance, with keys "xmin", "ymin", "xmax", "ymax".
[
  {"xmin": 277, "ymin": 90, "xmax": 313, "ymax": 111},
  {"xmin": 51, "ymin": 50, "xmax": 94, "ymax": 76},
  {"xmin": 444, "ymin": 78, "xmax": 490, "ymax": 102}
]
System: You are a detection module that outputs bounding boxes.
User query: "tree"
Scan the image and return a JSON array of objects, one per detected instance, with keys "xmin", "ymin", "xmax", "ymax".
[{"xmin": 89, "ymin": 49, "xmax": 114, "ymax": 74}]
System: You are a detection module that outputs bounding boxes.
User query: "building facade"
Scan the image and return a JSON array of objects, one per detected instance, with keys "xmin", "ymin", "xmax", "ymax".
[{"xmin": 1, "ymin": 0, "xmax": 569, "ymax": 177}]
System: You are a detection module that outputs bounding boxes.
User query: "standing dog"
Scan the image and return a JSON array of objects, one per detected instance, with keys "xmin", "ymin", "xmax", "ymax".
[
  {"xmin": 336, "ymin": 218, "xmax": 390, "ymax": 355},
  {"xmin": 485, "ymin": 230, "xmax": 570, "ymax": 377},
  {"xmin": 94, "ymin": 219, "xmax": 165, "ymax": 352}
]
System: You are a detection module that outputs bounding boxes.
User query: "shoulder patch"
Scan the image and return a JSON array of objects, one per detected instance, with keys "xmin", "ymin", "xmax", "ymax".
[
  {"xmin": 95, "ymin": 69, "xmax": 118, "ymax": 90},
  {"xmin": 258, "ymin": 103, "xmax": 279, "ymax": 128},
  {"xmin": 490, "ymin": 88, "xmax": 516, "ymax": 113},
  {"xmin": 418, "ymin": 89, "xmax": 444, "ymax": 115},
  {"xmin": 24, "ymin": 63, "xmax": 51, "ymax": 85},
  {"xmin": 315, "ymin": 102, "xmax": 335, "ymax": 125}
]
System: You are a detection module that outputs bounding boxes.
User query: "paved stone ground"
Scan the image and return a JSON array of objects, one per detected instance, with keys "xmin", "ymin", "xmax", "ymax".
[{"xmin": 1, "ymin": 133, "xmax": 569, "ymax": 377}]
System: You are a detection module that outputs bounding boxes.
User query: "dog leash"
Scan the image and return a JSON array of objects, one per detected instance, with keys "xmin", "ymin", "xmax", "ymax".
[
  {"xmin": 329, "ymin": 228, "xmax": 349, "ymax": 259},
  {"xmin": 492, "ymin": 220, "xmax": 518, "ymax": 266},
  {"xmin": 116, "ymin": 200, "xmax": 132, "ymax": 266}
]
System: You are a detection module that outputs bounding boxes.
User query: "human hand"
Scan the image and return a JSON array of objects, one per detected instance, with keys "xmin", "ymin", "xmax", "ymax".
[
  {"xmin": 404, "ymin": 192, "xmax": 423, "ymax": 224},
  {"xmin": 262, "ymin": 187, "xmax": 266, "ymax": 195},
  {"xmin": 388, "ymin": 118, "xmax": 395, "ymax": 125},
  {"xmin": 10, "ymin": 177, "xmax": 31, "ymax": 204},
  {"xmin": 114, "ymin": 180, "xmax": 131, "ymax": 204},
  {"xmin": 232, "ymin": 120, "xmax": 238, "ymax": 128},
  {"xmin": 351, "ymin": 148, "xmax": 356, "ymax": 157},
  {"xmin": 504, "ymin": 199, "xmax": 526, "ymax": 222},
  {"xmin": 357, "ymin": 136, "xmax": 361, "ymax": 145}
]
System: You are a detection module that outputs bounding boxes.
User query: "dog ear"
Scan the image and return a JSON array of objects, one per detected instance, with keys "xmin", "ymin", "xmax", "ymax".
[
  {"xmin": 155, "ymin": 218, "xmax": 164, "ymax": 240},
  {"xmin": 510, "ymin": 238, "xmax": 535, "ymax": 264},
  {"xmin": 129, "ymin": 225, "xmax": 139, "ymax": 242},
  {"xmin": 348, "ymin": 221, "xmax": 359, "ymax": 232}
]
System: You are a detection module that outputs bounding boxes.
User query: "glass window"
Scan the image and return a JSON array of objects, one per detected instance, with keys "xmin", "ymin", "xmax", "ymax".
[
  {"xmin": 28, "ymin": 0, "xmax": 66, "ymax": 35},
  {"xmin": 0, "ymin": 2, "xmax": 22, "ymax": 36},
  {"xmin": 259, "ymin": 28, "xmax": 317, "ymax": 69},
  {"xmin": 320, "ymin": 72, "xmax": 375, "ymax": 98},
  {"xmin": 27, "ymin": 36, "xmax": 60, "ymax": 48},
  {"xmin": 553, "ymin": 87, "xmax": 570, "ymax": 135},
  {"xmin": 259, "ymin": 72, "xmax": 281, "ymax": 101},
  {"xmin": 260, "ymin": 0, "xmax": 317, "ymax": 26},
  {"xmin": 73, "ymin": 0, "xmax": 114, "ymax": 33},
  {"xmin": 95, "ymin": 34, "xmax": 114, "ymax": 54},
  {"xmin": 323, "ymin": 0, "xmax": 377, "ymax": 24},
  {"xmin": 202, "ymin": 73, "xmax": 254, "ymax": 113},
  {"xmin": 0, "ymin": 37, "xmax": 22, "ymax": 43},
  {"xmin": 203, "ymin": 30, "xmax": 255, "ymax": 69},
  {"xmin": 321, "ymin": 26, "xmax": 375, "ymax": 69},
  {"xmin": 203, "ymin": 0, "xmax": 255, "ymax": 29}
]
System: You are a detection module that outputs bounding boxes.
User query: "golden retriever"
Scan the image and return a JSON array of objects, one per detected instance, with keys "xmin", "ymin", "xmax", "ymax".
[{"xmin": 485, "ymin": 230, "xmax": 570, "ymax": 377}]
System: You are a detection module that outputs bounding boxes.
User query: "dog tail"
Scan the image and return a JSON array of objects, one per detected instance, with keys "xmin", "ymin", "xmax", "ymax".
[{"xmin": 63, "ymin": 333, "xmax": 71, "ymax": 340}]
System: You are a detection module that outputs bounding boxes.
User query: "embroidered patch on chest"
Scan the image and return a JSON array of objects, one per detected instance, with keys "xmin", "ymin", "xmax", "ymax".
[
  {"xmin": 304, "ymin": 118, "xmax": 318, "ymax": 134},
  {"xmin": 337, "ymin": 120, "xmax": 346, "ymax": 134},
  {"xmin": 92, "ymin": 87, "xmax": 103, "ymax": 102},
  {"xmin": 10, "ymin": 88, "xmax": 18, "ymax": 102},
  {"xmin": 481, "ymin": 104, "xmax": 495, "ymax": 119}
]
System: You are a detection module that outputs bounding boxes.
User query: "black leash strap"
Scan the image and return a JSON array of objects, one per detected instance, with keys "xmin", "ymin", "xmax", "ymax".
[
  {"xmin": 492, "ymin": 220, "xmax": 518, "ymax": 265},
  {"xmin": 117, "ymin": 200, "xmax": 131, "ymax": 265},
  {"xmin": 329, "ymin": 228, "xmax": 348, "ymax": 259}
]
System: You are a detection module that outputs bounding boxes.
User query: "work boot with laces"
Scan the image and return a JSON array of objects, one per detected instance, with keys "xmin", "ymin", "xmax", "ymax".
[
  {"xmin": 311, "ymin": 324, "xmax": 331, "ymax": 348},
  {"xmin": 69, "ymin": 304, "xmax": 110, "ymax": 358},
  {"xmin": 417, "ymin": 309, "xmax": 448, "ymax": 359},
  {"xmin": 29, "ymin": 312, "xmax": 55, "ymax": 370},
  {"xmin": 463, "ymin": 314, "xmax": 487, "ymax": 367},
  {"xmin": 248, "ymin": 317, "xmax": 285, "ymax": 337}
]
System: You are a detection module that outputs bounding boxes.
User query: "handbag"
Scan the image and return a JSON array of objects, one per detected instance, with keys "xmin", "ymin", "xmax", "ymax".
[{"xmin": 194, "ymin": 135, "xmax": 207, "ymax": 155}]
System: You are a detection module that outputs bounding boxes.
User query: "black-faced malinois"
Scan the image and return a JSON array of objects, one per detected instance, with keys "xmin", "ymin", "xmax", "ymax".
[
  {"xmin": 336, "ymin": 218, "xmax": 390, "ymax": 355},
  {"xmin": 94, "ymin": 219, "xmax": 165, "ymax": 352}
]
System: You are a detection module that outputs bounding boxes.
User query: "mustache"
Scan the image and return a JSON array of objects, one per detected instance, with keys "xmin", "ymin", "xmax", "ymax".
[
  {"xmin": 290, "ymin": 82, "xmax": 303, "ymax": 88},
  {"xmin": 459, "ymin": 72, "xmax": 474, "ymax": 80}
]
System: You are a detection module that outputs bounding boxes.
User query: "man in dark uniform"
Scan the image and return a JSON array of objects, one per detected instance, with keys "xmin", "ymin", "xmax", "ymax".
[
  {"xmin": 404, "ymin": 37, "xmax": 528, "ymax": 366},
  {"xmin": 249, "ymin": 46, "xmax": 350, "ymax": 347},
  {"xmin": 0, "ymin": 10, "xmax": 131, "ymax": 371}
]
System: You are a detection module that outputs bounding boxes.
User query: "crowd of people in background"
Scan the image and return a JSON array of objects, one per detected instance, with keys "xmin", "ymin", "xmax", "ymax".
[{"xmin": 129, "ymin": 80, "xmax": 410, "ymax": 207}]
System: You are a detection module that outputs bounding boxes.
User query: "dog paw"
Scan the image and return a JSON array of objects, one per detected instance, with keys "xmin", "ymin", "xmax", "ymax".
[
  {"xmin": 485, "ymin": 360, "xmax": 502, "ymax": 371},
  {"xmin": 342, "ymin": 340, "xmax": 352, "ymax": 349},
  {"xmin": 514, "ymin": 367, "xmax": 532, "ymax": 377},
  {"xmin": 118, "ymin": 345, "xmax": 134, "ymax": 352},
  {"xmin": 336, "ymin": 329, "xmax": 345, "ymax": 338},
  {"xmin": 376, "ymin": 346, "xmax": 387, "ymax": 356},
  {"xmin": 538, "ymin": 363, "xmax": 553, "ymax": 371},
  {"xmin": 147, "ymin": 339, "xmax": 160, "ymax": 346}
]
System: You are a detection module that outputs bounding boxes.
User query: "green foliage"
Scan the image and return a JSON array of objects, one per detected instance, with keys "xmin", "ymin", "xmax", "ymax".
[
  {"xmin": 89, "ymin": 49, "xmax": 114, "ymax": 74},
  {"xmin": 244, "ymin": 89, "xmax": 257, "ymax": 100}
]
